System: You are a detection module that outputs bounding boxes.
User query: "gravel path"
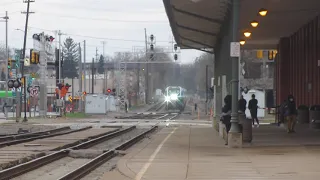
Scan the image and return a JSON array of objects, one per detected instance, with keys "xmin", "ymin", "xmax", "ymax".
[
  {"xmin": 81, "ymin": 157, "xmax": 120, "ymax": 180},
  {"xmin": 0, "ymin": 124, "xmax": 57, "ymax": 136},
  {"xmin": 12, "ymin": 157, "xmax": 91, "ymax": 180}
]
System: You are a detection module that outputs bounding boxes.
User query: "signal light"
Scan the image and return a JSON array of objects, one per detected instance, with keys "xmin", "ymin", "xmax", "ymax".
[
  {"xmin": 174, "ymin": 54, "xmax": 178, "ymax": 61},
  {"xmin": 107, "ymin": 89, "xmax": 111, "ymax": 93},
  {"xmin": 150, "ymin": 34, "xmax": 154, "ymax": 42},
  {"xmin": 174, "ymin": 44, "xmax": 178, "ymax": 51},
  {"xmin": 30, "ymin": 49, "xmax": 40, "ymax": 64},
  {"xmin": 83, "ymin": 91, "xmax": 87, "ymax": 95},
  {"xmin": 8, "ymin": 78, "xmax": 21, "ymax": 89},
  {"xmin": 112, "ymin": 89, "xmax": 116, "ymax": 93},
  {"xmin": 150, "ymin": 54, "xmax": 154, "ymax": 60},
  {"xmin": 65, "ymin": 83, "xmax": 71, "ymax": 91},
  {"xmin": 7, "ymin": 80, "xmax": 14, "ymax": 89},
  {"xmin": 46, "ymin": 36, "xmax": 55, "ymax": 42},
  {"xmin": 32, "ymin": 34, "xmax": 40, "ymax": 41}
]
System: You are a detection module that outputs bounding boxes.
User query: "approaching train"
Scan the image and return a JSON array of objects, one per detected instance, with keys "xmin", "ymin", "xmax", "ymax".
[{"xmin": 164, "ymin": 86, "xmax": 186, "ymax": 111}]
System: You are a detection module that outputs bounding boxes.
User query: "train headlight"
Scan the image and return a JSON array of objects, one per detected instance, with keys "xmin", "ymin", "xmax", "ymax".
[
  {"xmin": 165, "ymin": 96, "xmax": 170, "ymax": 102},
  {"xmin": 170, "ymin": 94, "xmax": 178, "ymax": 100}
]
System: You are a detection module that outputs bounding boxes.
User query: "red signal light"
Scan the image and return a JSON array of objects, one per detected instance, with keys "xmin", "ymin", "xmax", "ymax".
[
  {"xmin": 83, "ymin": 91, "xmax": 87, "ymax": 95},
  {"xmin": 107, "ymin": 89, "xmax": 111, "ymax": 93}
]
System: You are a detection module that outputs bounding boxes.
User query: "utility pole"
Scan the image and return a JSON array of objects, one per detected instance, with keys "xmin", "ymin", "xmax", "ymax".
[
  {"xmin": 2, "ymin": 11, "xmax": 9, "ymax": 119},
  {"xmin": 92, "ymin": 58, "xmax": 94, "ymax": 94},
  {"xmin": 83, "ymin": 40, "xmax": 87, "ymax": 93},
  {"xmin": 57, "ymin": 30, "xmax": 62, "ymax": 116},
  {"xmin": 78, "ymin": 43, "xmax": 82, "ymax": 112},
  {"xmin": 144, "ymin": 28, "xmax": 149, "ymax": 104},
  {"xmin": 58, "ymin": 30, "xmax": 62, "ymax": 85},
  {"xmin": 21, "ymin": 0, "xmax": 35, "ymax": 122},
  {"xmin": 102, "ymin": 41, "xmax": 106, "ymax": 93}
]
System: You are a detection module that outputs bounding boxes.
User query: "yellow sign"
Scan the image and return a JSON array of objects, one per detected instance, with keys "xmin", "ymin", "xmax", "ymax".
[
  {"xmin": 68, "ymin": 95, "xmax": 72, "ymax": 102},
  {"xmin": 256, "ymin": 50, "xmax": 263, "ymax": 59},
  {"xmin": 268, "ymin": 50, "xmax": 277, "ymax": 60},
  {"xmin": 30, "ymin": 50, "xmax": 40, "ymax": 64},
  {"xmin": 20, "ymin": 77, "xmax": 25, "ymax": 85}
]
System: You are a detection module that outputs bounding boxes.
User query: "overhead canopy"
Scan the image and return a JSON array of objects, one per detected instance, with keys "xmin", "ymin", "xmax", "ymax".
[{"xmin": 164, "ymin": 0, "xmax": 320, "ymax": 50}]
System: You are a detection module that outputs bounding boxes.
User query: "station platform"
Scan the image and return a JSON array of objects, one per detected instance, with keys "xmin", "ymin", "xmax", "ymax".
[{"xmin": 101, "ymin": 125, "xmax": 320, "ymax": 180}]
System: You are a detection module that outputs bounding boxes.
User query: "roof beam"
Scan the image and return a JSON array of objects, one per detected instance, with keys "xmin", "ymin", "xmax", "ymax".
[
  {"xmin": 181, "ymin": 43, "xmax": 214, "ymax": 54},
  {"xmin": 176, "ymin": 23, "xmax": 217, "ymax": 37},
  {"xmin": 172, "ymin": 5, "xmax": 222, "ymax": 25},
  {"xmin": 179, "ymin": 35, "xmax": 214, "ymax": 49},
  {"xmin": 163, "ymin": 0, "xmax": 182, "ymax": 45}
]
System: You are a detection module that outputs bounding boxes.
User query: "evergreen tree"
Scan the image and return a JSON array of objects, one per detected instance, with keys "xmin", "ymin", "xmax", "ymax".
[
  {"xmin": 62, "ymin": 37, "xmax": 79, "ymax": 78},
  {"xmin": 97, "ymin": 54, "xmax": 105, "ymax": 74}
]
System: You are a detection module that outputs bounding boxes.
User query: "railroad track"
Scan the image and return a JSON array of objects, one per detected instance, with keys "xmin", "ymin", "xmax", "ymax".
[
  {"xmin": 0, "ymin": 125, "xmax": 159, "ymax": 180},
  {"xmin": 0, "ymin": 126, "xmax": 92, "ymax": 148},
  {"xmin": 0, "ymin": 126, "xmax": 70, "ymax": 143},
  {"xmin": 146, "ymin": 101, "xmax": 165, "ymax": 112}
]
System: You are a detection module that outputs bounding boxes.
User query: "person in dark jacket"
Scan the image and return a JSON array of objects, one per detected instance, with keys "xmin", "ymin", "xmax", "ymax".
[
  {"xmin": 221, "ymin": 95, "xmax": 232, "ymax": 145},
  {"xmin": 238, "ymin": 95, "xmax": 247, "ymax": 113},
  {"xmin": 284, "ymin": 94, "xmax": 297, "ymax": 133},
  {"xmin": 248, "ymin": 94, "xmax": 259, "ymax": 127}
]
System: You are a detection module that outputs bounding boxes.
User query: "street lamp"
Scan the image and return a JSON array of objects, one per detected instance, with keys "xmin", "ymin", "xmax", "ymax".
[
  {"xmin": 250, "ymin": 20, "xmax": 259, "ymax": 28},
  {"xmin": 240, "ymin": 40, "xmax": 245, "ymax": 45},
  {"xmin": 259, "ymin": 8, "xmax": 268, "ymax": 16},
  {"xmin": 244, "ymin": 31, "xmax": 251, "ymax": 37}
]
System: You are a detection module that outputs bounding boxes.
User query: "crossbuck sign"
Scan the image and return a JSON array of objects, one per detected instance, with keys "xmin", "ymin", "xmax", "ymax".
[{"xmin": 29, "ymin": 87, "xmax": 39, "ymax": 97}]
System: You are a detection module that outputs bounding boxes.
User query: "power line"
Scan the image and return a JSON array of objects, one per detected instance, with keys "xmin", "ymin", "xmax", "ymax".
[
  {"xmin": 36, "ymin": 11, "xmax": 168, "ymax": 23},
  {"xmin": 36, "ymin": 1, "xmax": 166, "ymax": 14},
  {"xmin": 27, "ymin": 26, "xmax": 172, "ymax": 43},
  {"xmin": 0, "ymin": 0, "xmax": 20, "ymax": 6}
]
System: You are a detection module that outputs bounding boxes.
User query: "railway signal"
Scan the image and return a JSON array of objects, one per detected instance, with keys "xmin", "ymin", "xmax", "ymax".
[
  {"xmin": 7, "ymin": 58, "xmax": 12, "ymax": 69},
  {"xmin": 107, "ymin": 89, "xmax": 111, "ymax": 94},
  {"xmin": 174, "ymin": 54, "xmax": 178, "ymax": 61},
  {"xmin": 30, "ymin": 49, "xmax": 40, "ymax": 64},
  {"xmin": 174, "ymin": 44, "xmax": 178, "ymax": 51},
  {"xmin": 7, "ymin": 78, "xmax": 22, "ymax": 89}
]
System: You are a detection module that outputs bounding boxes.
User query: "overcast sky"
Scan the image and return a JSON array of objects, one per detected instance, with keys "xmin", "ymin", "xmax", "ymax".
[{"xmin": 0, "ymin": 0, "xmax": 202, "ymax": 64}]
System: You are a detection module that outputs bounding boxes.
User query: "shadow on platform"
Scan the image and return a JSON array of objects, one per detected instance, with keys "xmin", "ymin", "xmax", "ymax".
[{"xmin": 245, "ymin": 123, "xmax": 320, "ymax": 148}]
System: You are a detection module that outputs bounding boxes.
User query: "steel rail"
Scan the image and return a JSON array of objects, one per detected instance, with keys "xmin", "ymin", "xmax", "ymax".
[
  {"xmin": 0, "ymin": 126, "xmax": 71, "ymax": 143},
  {"xmin": 0, "ymin": 150, "xmax": 70, "ymax": 180},
  {"xmin": 0, "ymin": 126, "xmax": 93, "ymax": 148},
  {"xmin": 57, "ymin": 126, "xmax": 159, "ymax": 180},
  {"xmin": 70, "ymin": 126, "xmax": 136, "ymax": 150},
  {"xmin": 0, "ymin": 126, "xmax": 137, "ymax": 179},
  {"xmin": 58, "ymin": 115, "xmax": 180, "ymax": 180}
]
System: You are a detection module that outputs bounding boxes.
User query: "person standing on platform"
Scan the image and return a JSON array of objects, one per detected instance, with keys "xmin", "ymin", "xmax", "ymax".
[
  {"xmin": 221, "ymin": 95, "xmax": 231, "ymax": 145},
  {"xmin": 284, "ymin": 94, "xmax": 297, "ymax": 133},
  {"xmin": 125, "ymin": 102, "xmax": 128, "ymax": 113},
  {"xmin": 238, "ymin": 95, "xmax": 247, "ymax": 113},
  {"xmin": 249, "ymin": 94, "xmax": 259, "ymax": 127}
]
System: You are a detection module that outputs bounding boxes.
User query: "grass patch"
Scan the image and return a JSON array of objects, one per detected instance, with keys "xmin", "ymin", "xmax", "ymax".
[{"xmin": 65, "ymin": 112, "xmax": 90, "ymax": 118}]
